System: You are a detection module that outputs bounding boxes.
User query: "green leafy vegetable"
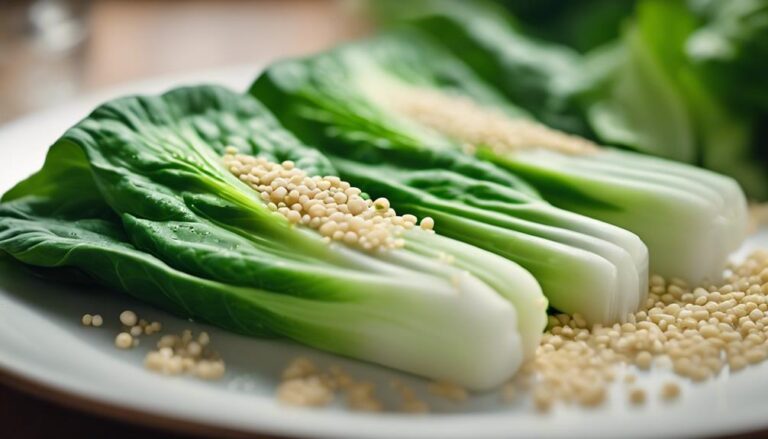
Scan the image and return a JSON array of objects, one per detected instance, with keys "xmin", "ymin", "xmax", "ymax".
[
  {"xmin": 493, "ymin": 0, "xmax": 636, "ymax": 52},
  {"xmin": 0, "ymin": 85, "xmax": 549, "ymax": 390},
  {"xmin": 390, "ymin": 0, "xmax": 591, "ymax": 135},
  {"xmin": 251, "ymin": 29, "xmax": 746, "ymax": 285},
  {"xmin": 253, "ymin": 31, "xmax": 650, "ymax": 323},
  {"xmin": 688, "ymin": 0, "xmax": 768, "ymax": 113},
  {"xmin": 582, "ymin": 0, "xmax": 767, "ymax": 199},
  {"xmin": 399, "ymin": 0, "xmax": 768, "ymax": 200}
]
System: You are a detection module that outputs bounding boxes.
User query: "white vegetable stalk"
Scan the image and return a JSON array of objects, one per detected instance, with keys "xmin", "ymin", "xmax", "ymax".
[
  {"xmin": 508, "ymin": 148, "xmax": 748, "ymax": 283},
  {"xmin": 374, "ymin": 79, "xmax": 747, "ymax": 284},
  {"xmin": 224, "ymin": 149, "xmax": 548, "ymax": 389}
]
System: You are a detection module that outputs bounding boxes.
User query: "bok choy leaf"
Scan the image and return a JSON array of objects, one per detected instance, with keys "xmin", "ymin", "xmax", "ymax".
[
  {"xmin": 251, "ymin": 28, "xmax": 746, "ymax": 286},
  {"xmin": 253, "ymin": 33, "xmax": 651, "ymax": 323},
  {"xmin": 0, "ymin": 85, "xmax": 548, "ymax": 390}
]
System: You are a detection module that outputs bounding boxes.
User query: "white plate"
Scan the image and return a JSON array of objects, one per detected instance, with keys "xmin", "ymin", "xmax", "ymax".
[{"xmin": 1, "ymin": 67, "xmax": 767, "ymax": 439}]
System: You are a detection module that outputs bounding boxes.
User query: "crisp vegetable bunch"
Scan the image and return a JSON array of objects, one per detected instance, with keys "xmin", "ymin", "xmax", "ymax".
[
  {"xmin": 0, "ymin": 86, "xmax": 549, "ymax": 390},
  {"xmin": 0, "ymin": 1, "xmax": 756, "ymax": 390}
]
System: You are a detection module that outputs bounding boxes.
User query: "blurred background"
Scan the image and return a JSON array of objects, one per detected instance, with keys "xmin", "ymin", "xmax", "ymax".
[
  {"xmin": 0, "ymin": 0, "xmax": 369, "ymax": 123},
  {"xmin": 1, "ymin": 1, "xmax": 368, "ymax": 437}
]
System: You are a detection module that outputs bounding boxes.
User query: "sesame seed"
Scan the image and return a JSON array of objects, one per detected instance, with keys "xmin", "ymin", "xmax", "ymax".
[
  {"xmin": 660, "ymin": 382, "xmax": 680, "ymax": 401},
  {"xmin": 115, "ymin": 332, "xmax": 133, "ymax": 349},
  {"xmin": 276, "ymin": 359, "xmax": 392, "ymax": 412},
  {"xmin": 629, "ymin": 387, "xmax": 646, "ymax": 405},
  {"xmin": 373, "ymin": 197, "xmax": 390, "ymax": 211},
  {"xmin": 635, "ymin": 351, "xmax": 653, "ymax": 370},
  {"xmin": 119, "ymin": 310, "xmax": 138, "ymax": 327},
  {"xmin": 420, "ymin": 216, "xmax": 435, "ymax": 231}
]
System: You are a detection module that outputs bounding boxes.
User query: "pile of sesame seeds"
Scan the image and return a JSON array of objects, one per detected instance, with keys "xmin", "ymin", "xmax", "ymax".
[
  {"xmin": 277, "ymin": 357, "xmax": 384, "ymax": 412},
  {"xmin": 524, "ymin": 249, "xmax": 768, "ymax": 411},
  {"xmin": 277, "ymin": 357, "xmax": 446, "ymax": 413},
  {"xmin": 223, "ymin": 147, "xmax": 434, "ymax": 252},
  {"xmin": 81, "ymin": 309, "xmax": 225, "ymax": 381},
  {"xmin": 113, "ymin": 310, "xmax": 163, "ymax": 349},
  {"xmin": 144, "ymin": 330, "xmax": 225, "ymax": 380},
  {"xmin": 385, "ymin": 85, "xmax": 598, "ymax": 156}
]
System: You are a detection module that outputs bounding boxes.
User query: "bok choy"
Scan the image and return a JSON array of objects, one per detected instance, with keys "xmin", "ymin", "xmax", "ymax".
[
  {"xmin": 253, "ymin": 33, "xmax": 650, "ymax": 324},
  {"xmin": 397, "ymin": 0, "xmax": 768, "ymax": 200},
  {"xmin": 0, "ymin": 85, "xmax": 549, "ymax": 390},
  {"xmin": 251, "ymin": 29, "xmax": 747, "ymax": 284}
]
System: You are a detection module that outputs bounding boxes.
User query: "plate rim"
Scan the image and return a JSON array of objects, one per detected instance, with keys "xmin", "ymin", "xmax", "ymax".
[{"xmin": 0, "ymin": 364, "xmax": 259, "ymax": 439}]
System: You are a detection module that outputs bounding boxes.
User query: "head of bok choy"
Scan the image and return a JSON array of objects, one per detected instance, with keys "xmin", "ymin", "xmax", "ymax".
[
  {"xmin": 251, "ymin": 28, "xmax": 746, "ymax": 286},
  {"xmin": 0, "ymin": 85, "xmax": 547, "ymax": 390}
]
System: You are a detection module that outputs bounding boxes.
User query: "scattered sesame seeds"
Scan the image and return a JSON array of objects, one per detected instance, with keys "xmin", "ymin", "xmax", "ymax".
[
  {"xmin": 345, "ymin": 382, "xmax": 383, "ymax": 412},
  {"xmin": 523, "ymin": 250, "xmax": 768, "ymax": 411},
  {"xmin": 282, "ymin": 356, "xmax": 317, "ymax": 380},
  {"xmin": 385, "ymin": 85, "xmax": 598, "ymax": 156},
  {"xmin": 277, "ymin": 377, "xmax": 335, "ymax": 407},
  {"xmin": 276, "ymin": 358, "xmax": 388, "ymax": 411},
  {"xmin": 223, "ymin": 148, "xmax": 433, "ymax": 252},
  {"xmin": 143, "ymin": 330, "xmax": 224, "ymax": 380},
  {"xmin": 78, "ymin": 310, "xmax": 223, "ymax": 381},
  {"xmin": 82, "ymin": 251, "xmax": 768, "ymax": 413},
  {"xmin": 269, "ymin": 250, "xmax": 768, "ymax": 413},
  {"xmin": 427, "ymin": 380, "xmax": 468, "ymax": 402}
]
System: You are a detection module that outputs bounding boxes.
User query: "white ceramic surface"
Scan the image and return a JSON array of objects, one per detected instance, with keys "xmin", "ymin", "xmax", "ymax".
[{"xmin": 0, "ymin": 67, "xmax": 766, "ymax": 439}]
